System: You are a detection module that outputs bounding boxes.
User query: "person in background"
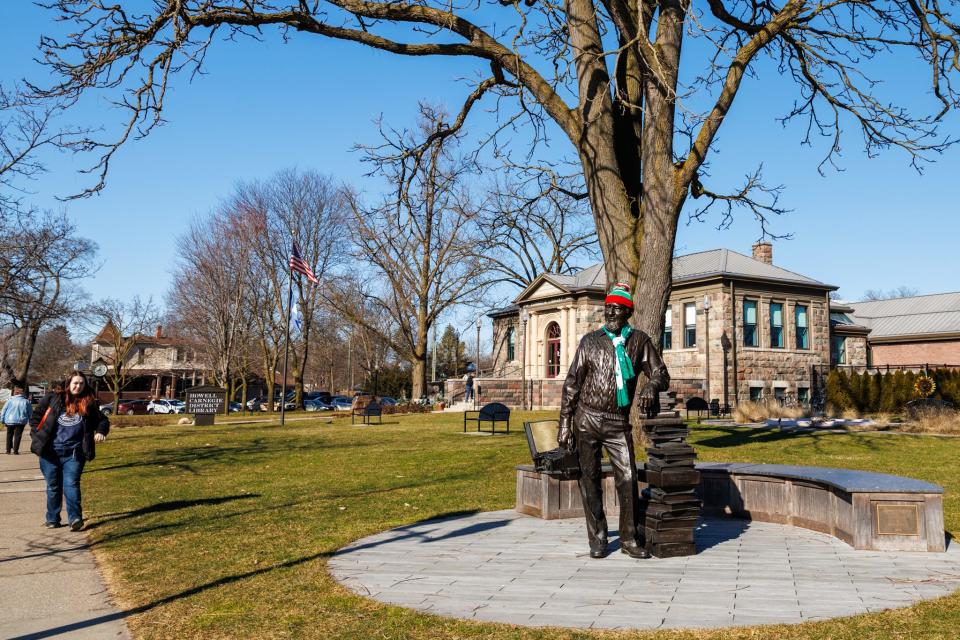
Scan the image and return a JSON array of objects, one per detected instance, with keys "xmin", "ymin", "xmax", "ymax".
[
  {"xmin": 2, "ymin": 385, "xmax": 32, "ymax": 454},
  {"xmin": 464, "ymin": 372, "xmax": 474, "ymax": 403},
  {"xmin": 29, "ymin": 372, "xmax": 109, "ymax": 531}
]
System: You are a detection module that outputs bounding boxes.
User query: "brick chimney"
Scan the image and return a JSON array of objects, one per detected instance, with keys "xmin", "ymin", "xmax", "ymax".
[
  {"xmin": 155, "ymin": 325, "xmax": 162, "ymax": 339},
  {"xmin": 752, "ymin": 242, "xmax": 773, "ymax": 265}
]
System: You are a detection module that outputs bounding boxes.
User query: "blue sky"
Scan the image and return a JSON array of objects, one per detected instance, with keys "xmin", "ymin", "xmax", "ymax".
[{"xmin": 2, "ymin": 1, "xmax": 958, "ymax": 325}]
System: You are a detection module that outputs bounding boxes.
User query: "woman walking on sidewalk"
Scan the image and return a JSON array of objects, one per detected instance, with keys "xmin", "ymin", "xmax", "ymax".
[
  {"xmin": 2, "ymin": 386, "xmax": 32, "ymax": 454},
  {"xmin": 29, "ymin": 372, "xmax": 109, "ymax": 531}
]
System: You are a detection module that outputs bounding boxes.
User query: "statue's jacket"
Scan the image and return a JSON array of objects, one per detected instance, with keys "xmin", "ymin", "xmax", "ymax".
[{"xmin": 559, "ymin": 327, "xmax": 670, "ymax": 430}]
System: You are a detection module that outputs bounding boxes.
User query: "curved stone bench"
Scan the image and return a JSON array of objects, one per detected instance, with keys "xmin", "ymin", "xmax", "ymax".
[
  {"xmin": 699, "ymin": 462, "xmax": 945, "ymax": 552},
  {"xmin": 516, "ymin": 462, "xmax": 946, "ymax": 552}
]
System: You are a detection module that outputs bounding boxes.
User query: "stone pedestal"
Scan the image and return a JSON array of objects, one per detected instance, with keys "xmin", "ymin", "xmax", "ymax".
[{"xmin": 638, "ymin": 391, "xmax": 700, "ymax": 558}]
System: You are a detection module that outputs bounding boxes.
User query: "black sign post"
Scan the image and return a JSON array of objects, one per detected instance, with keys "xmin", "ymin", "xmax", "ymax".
[{"xmin": 185, "ymin": 385, "xmax": 227, "ymax": 426}]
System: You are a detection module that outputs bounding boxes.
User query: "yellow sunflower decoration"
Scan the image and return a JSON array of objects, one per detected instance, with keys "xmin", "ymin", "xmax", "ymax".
[{"xmin": 914, "ymin": 375, "xmax": 936, "ymax": 398}]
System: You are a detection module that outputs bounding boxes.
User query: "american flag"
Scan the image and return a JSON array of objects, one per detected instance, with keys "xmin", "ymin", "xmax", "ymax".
[{"xmin": 289, "ymin": 242, "xmax": 318, "ymax": 284}]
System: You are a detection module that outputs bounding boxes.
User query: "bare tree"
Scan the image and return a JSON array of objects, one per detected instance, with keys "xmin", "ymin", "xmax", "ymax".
[
  {"xmin": 29, "ymin": 324, "xmax": 84, "ymax": 386},
  {"xmin": 89, "ymin": 297, "xmax": 161, "ymax": 406},
  {"xmin": 0, "ymin": 84, "xmax": 86, "ymax": 211},
  {"xmin": 861, "ymin": 287, "xmax": 920, "ymax": 302},
  {"xmin": 230, "ymin": 169, "xmax": 347, "ymax": 409},
  {"xmin": 32, "ymin": 0, "xmax": 960, "ymax": 341},
  {"xmin": 0, "ymin": 210, "xmax": 97, "ymax": 388},
  {"xmin": 331, "ymin": 106, "xmax": 491, "ymax": 398},
  {"xmin": 479, "ymin": 170, "xmax": 599, "ymax": 289},
  {"xmin": 169, "ymin": 208, "xmax": 252, "ymax": 410}
]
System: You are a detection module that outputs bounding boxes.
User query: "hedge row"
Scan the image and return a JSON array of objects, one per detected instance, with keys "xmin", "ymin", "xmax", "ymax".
[{"xmin": 825, "ymin": 368, "xmax": 960, "ymax": 413}]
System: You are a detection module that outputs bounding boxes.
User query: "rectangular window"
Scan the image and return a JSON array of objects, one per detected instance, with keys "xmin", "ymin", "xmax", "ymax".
[
  {"xmin": 797, "ymin": 387, "xmax": 809, "ymax": 405},
  {"xmin": 795, "ymin": 305, "xmax": 809, "ymax": 350},
  {"xmin": 832, "ymin": 336, "xmax": 847, "ymax": 365},
  {"xmin": 774, "ymin": 387, "xmax": 786, "ymax": 405},
  {"xmin": 749, "ymin": 386, "xmax": 763, "ymax": 402},
  {"xmin": 770, "ymin": 302, "xmax": 784, "ymax": 348},
  {"xmin": 662, "ymin": 308, "xmax": 672, "ymax": 350},
  {"xmin": 743, "ymin": 300, "xmax": 758, "ymax": 347},
  {"xmin": 684, "ymin": 303, "xmax": 696, "ymax": 348},
  {"xmin": 506, "ymin": 327, "xmax": 516, "ymax": 361}
]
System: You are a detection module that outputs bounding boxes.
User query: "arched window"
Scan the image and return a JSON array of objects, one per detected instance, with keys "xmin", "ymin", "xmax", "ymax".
[
  {"xmin": 506, "ymin": 326, "xmax": 516, "ymax": 361},
  {"xmin": 546, "ymin": 322, "xmax": 561, "ymax": 378}
]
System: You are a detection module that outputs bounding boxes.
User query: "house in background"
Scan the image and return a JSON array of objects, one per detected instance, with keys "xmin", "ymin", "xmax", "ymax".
[
  {"xmin": 477, "ymin": 243, "xmax": 876, "ymax": 409},
  {"xmin": 90, "ymin": 323, "xmax": 206, "ymax": 401},
  {"xmin": 847, "ymin": 292, "xmax": 960, "ymax": 367}
]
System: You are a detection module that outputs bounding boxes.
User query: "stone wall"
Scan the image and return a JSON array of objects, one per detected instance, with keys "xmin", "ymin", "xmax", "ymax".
[
  {"xmin": 450, "ymin": 377, "xmax": 565, "ymax": 410},
  {"xmin": 490, "ymin": 316, "xmax": 522, "ymax": 378},
  {"xmin": 488, "ymin": 278, "xmax": 836, "ymax": 408},
  {"xmin": 669, "ymin": 378, "xmax": 705, "ymax": 403},
  {"xmin": 846, "ymin": 335, "xmax": 869, "ymax": 367}
]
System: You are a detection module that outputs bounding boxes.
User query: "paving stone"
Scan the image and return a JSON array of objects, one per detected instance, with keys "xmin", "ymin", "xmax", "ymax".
[{"xmin": 328, "ymin": 509, "xmax": 960, "ymax": 630}]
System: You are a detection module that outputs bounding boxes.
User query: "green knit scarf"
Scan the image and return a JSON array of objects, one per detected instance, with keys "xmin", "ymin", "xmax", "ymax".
[{"xmin": 602, "ymin": 325, "xmax": 635, "ymax": 408}]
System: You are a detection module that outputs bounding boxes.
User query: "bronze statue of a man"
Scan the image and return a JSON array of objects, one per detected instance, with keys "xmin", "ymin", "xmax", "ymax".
[{"xmin": 558, "ymin": 283, "xmax": 670, "ymax": 559}]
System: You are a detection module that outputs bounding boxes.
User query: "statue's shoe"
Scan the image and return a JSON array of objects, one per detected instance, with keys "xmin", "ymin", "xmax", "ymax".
[
  {"xmin": 620, "ymin": 542, "xmax": 651, "ymax": 559},
  {"xmin": 589, "ymin": 541, "xmax": 609, "ymax": 558}
]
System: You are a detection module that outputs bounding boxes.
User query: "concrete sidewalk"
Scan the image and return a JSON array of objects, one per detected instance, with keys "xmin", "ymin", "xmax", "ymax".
[
  {"xmin": 0, "ymin": 451, "xmax": 131, "ymax": 640},
  {"xmin": 331, "ymin": 509, "xmax": 960, "ymax": 630}
]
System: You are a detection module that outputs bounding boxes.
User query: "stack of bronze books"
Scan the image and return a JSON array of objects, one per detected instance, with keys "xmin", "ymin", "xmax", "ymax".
[{"xmin": 639, "ymin": 391, "xmax": 700, "ymax": 558}]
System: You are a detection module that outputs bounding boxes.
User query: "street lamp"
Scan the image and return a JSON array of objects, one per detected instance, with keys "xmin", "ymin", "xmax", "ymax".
[
  {"xmin": 475, "ymin": 318, "xmax": 482, "ymax": 371},
  {"xmin": 519, "ymin": 308, "xmax": 529, "ymax": 410}
]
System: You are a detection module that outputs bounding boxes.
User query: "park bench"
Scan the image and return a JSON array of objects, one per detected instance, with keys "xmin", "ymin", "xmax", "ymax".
[
  {"xmin": 515, "ymin": 461, "xmax": 945, "ymax": 552},
  {"xmin": 699, "ymin": 462, "xmax": 945, "ymax": 552},
  {"xmin": 463, "ymin": 402, "xmax": 510, "ymax": 434},
  {"xmin": 685, "ymin": 396, "xmax": 709, "ymax": 419},
  {"xmin": 709, "ymin": 398, "xmax": 731, "ymax": 417},
  {"xmin": 352, "ymin": 399, "xmax": 382, "ymax": 425}
]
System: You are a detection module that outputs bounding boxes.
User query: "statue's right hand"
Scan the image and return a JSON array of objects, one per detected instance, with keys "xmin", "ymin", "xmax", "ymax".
[{"xmin": 558, "ymin": 423, "xmax": 573, "ymax": 450}]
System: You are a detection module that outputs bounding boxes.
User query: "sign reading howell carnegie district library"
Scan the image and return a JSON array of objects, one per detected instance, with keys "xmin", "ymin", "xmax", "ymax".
[{"xmin": 185, "ymin": 385, "xmax": 226, "ymax": 415}]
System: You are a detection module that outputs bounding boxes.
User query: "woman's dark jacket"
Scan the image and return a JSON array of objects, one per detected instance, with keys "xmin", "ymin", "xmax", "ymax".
[{"xmin": 29, "ymin": 392, "xmax": 110, "ymax": 461}]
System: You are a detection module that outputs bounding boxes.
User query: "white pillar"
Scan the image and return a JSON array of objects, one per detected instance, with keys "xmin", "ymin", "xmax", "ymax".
[{"xmin": 559, "ymin": 307, "xmax": 569, "ymax": 376}]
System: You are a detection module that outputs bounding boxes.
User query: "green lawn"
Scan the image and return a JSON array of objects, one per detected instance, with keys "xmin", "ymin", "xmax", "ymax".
[{"xmin": 83, "ymin": 413, "xmax": 960, "ymax": 639}]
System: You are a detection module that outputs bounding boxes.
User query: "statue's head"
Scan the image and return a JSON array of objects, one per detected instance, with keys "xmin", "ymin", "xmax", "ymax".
[{"xmin": 604, "ymin": 283, "xmax": 634, "ymax": 332}]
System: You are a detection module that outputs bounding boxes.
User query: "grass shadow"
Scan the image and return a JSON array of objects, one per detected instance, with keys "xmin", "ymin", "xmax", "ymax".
[
  {"xmin": 86, "ymin": 438, "xmax": 379, "ymax": 474},
  {"xmin": 86, "ymin": 494, "xmax": 260, "ymax": 529}
]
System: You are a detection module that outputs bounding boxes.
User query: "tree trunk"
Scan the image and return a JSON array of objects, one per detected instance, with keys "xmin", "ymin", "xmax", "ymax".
[
  {"xmin": 5, "ymin": 324, "xmax": 43, "ymax": 389},
  {"xmin": 571, "ymin": 0, "xmax": 686, "ymax": 344},
  {"xmin": 411, "ymin": 356, "xmax": 428, "ymax": 399}
]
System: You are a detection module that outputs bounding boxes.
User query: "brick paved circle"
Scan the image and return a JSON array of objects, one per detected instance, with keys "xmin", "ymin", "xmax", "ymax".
[{"xmin": 328, "ymin": 510, "xmax": 960, "ymax": 629}]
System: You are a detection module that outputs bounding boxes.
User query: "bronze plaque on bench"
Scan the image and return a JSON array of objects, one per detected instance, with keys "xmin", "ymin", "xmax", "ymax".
[{"xmin": 875, "ymin": 503, "xmax": 920, "ymax": 536}]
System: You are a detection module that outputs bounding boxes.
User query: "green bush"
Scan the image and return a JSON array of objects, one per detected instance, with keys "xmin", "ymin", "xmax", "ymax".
[{"xmin": 825, "ymin": 367, "xmax": 960, "ymax": 413}]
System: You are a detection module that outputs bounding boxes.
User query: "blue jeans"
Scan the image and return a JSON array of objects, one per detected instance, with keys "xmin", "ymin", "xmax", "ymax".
[{"xmin": 39, "ymin": 448, "xmax": 85, "ymax": 525}]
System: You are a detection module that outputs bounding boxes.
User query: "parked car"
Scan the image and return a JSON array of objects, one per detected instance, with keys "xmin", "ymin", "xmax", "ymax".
[
  {"xmin": 330, "ymin": 396, "xmax": 352, "ymax": 410},
  {"xmin": 228, "ymin": 401, "xmax": 243, "ymax": 412},
  {"xmin": 243, "ymin": 395, "xmax": 295, "ymax": 411},
  {"xmin": 304, "ymin": 398, "xmax": 333, "ymax": 412},
  {"xmin": 304, "ymin": 390, "xmax": 332, "ymax": 404},
  {"xmin": 147, "ymin": 399, "xmax": 185, "ymax": 414},
  {"xmin": 103, "ymin": 398, "xmax": 151, "ymax": 415},
  {"xmin": 379, "ymin": 396, "xmax": 398, "ymax": 406}
]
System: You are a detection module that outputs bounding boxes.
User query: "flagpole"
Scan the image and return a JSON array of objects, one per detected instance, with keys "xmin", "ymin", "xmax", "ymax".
[{"xmin": 280, "ymin": 264, "xmax": 294, "ymax": 427}]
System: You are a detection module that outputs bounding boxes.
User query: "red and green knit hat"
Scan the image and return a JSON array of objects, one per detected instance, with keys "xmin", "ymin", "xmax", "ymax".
[{"xmin": 605, "ymin": 283, "xmax": 633, "ymax": 308}]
